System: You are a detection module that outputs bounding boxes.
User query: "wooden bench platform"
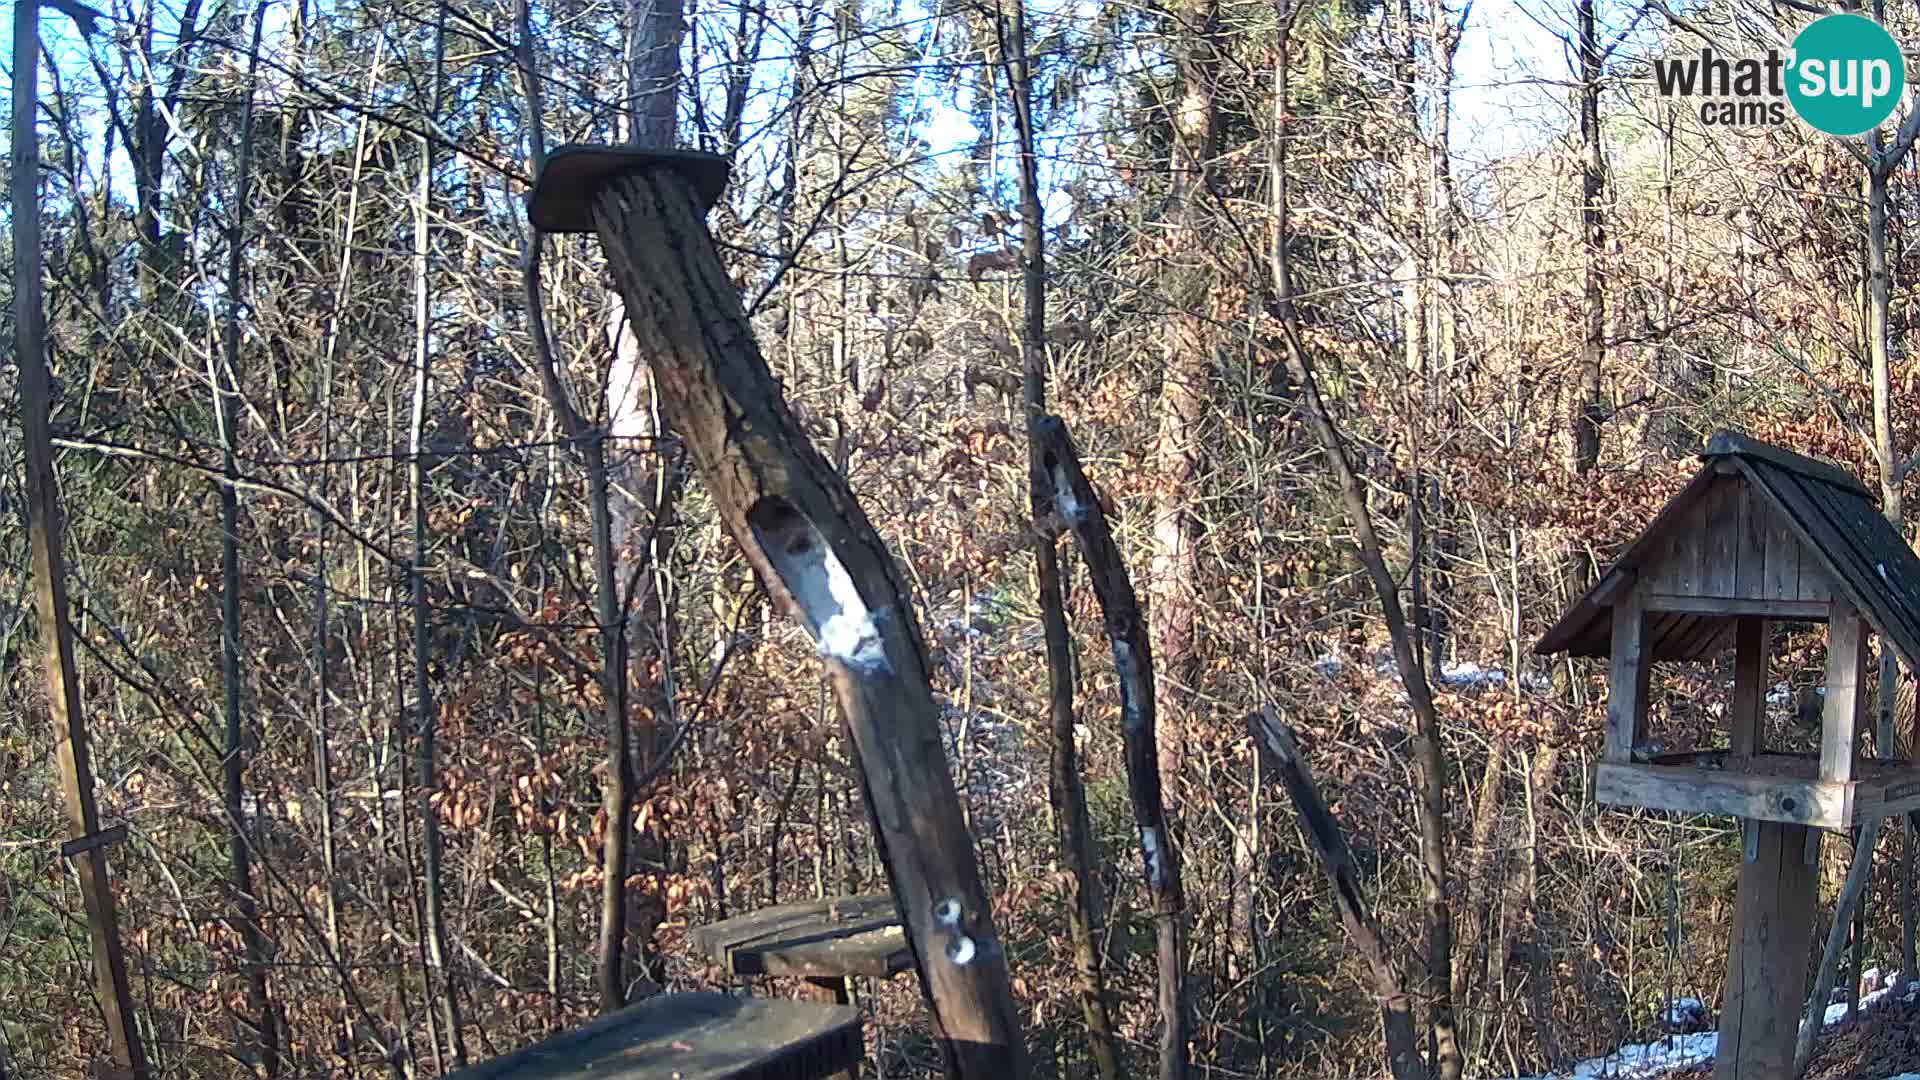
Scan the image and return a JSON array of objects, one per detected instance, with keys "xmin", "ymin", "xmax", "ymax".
[
  {"xmin": 450, "ymin": 992, "xmax": 862, "ymax": 1080},
  {"xmin": 687, "ymin": 893, "xmax": 912, "ymax": 985}
]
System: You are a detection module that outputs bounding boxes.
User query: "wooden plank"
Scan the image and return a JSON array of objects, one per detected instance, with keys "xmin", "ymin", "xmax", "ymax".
[
  {"xmin": 1730, "ymin": 618, "xmax": 1769, "ymax": 758},
  {"xmin": 1846, "ymin": 766, "xmax": 1920, "ymax": 820},
  {"xmin": 450, "ymin": 992, "xmax": 862, "ymax": 1080},
  {"xmin": 1606, "ymin": 590, "xmax": 1651, "ymax": 762},
  {"xmin": 1034, "ymin": 416, "xmax": 1187, "ymax": 1078},
  {"xmin": 1716, "ymin": 820, "xmax": 1820, "ymax": 1080},
  {"xmin": 1594, "ymin": 762, "xmax": 1853, "ymax": 829},
  {"xmin": 1642, "ymin": 596, "xmax": 1827, "ymax": 620},
  {"xmin": 1702, "ymin": 477, "xmax": 1742, "ymax": 598},
  {"xmin": 1735, "ymin": 481, "xmax": 1771, "ymax": 601},
  {"xmin": 1762, "ymin": 499, "xmax": 1803, "ymax": 602},
  {"xmin": 1824, "ymin": 602, "xmax": 1868, "ymax": 784},
  {"xmin": 580, "ymin": 162, "xmax": 1025, "ymax": 1075},
  {"xmin": 686, "ymin": 894, "xmax": 911, "ymax": 980},
  {"xmin": 59, "ymin": 823, "xmax": 128, "ymax": 859}
]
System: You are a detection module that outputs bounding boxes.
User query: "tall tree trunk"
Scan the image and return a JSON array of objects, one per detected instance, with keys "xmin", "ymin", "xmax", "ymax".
[
  {"xmin": 1268, "ymin": 42, "xmax": 1459, "ymax": 1072},
  {"xmin": 410, "ymin": 2, "xmax": 465, "ymax": 1061},
  {"xmin": 12, "ymin": 3, "xmax": 149, "ymax": 1073},
  {"xmin": 1149, "ymin": 0, "xmax": 1220, "ymax": 812},
  {"xmin": 1569, "ymin": 0, "xmax": 1605, "ymax": 488},
  {"xmin": 595, "ymin": 0, "xmax": 688, "ymax": 1006},
  {"xmin": 1001, "ymin": 4, "xmax": 1122, "ymax": 1076},
  {"xmin": 215, "ymin": 8, "xmax": 279, "ymax": 1071}
]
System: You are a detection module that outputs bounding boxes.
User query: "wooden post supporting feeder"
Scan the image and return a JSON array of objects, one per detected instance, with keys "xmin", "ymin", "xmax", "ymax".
[
  {"xmin": 1537, "ymin": 431, "xmax": 1920, "ymax": 1079},
  {"xmin": 527, "ymin": 146, "xmax": 1026, "ymax": 1075}
]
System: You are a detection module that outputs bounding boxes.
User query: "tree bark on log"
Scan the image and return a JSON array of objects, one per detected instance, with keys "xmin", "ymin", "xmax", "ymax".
[
  {"xmin": 584, "ymin": 162, "xmax": 1027, "ymax": 1076},
  {"xmin": 1249, "ymin": 709, "xmax": 1422, "ymax": 1080},
  {"xmin": 1036, "ymin": 415, "xmax": 1188, "ymax": 1080}
]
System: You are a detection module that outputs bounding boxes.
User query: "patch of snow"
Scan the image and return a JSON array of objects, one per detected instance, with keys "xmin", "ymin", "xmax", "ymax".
[
  {"xmin": 1505, "ymin": 971, "xmax": 1919, "ymax": 1079},
  {"xmin": 1439, "ymin": 660, "xmax": 1509, "ymax": 689},
  {"xmin": 1660, "ymin": 996, "xmax": 1708, "ymax": 1031},
  {"xmin": 1506, "ymin": 1031, "xmax": 1719, "ymax": 1080},
  {"xmin": 945, "ymin": 934, "xmax": 976, "ymax": 965},
  {"xmin": 1311, "ymin": 653, "xmax": 1342, "ymax": 678}
]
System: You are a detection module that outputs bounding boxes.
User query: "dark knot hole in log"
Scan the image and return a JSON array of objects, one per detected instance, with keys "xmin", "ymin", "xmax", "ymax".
[{"xmin": 747, "ymin": 496, "xmax": 888, "ymax": 673}]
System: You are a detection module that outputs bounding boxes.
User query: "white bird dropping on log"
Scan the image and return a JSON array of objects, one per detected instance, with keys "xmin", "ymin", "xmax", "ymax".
[
  {"xmin": 818, "ymin": 553, "xmax": 886, "ymax": 672},
  {"xmin": 1052, "ymin": 464, "xmax": 1085, "ymax": 524},
  {"xmin": 1141, "ymin": 826, "xmax": 1163, "ymax": 885}
]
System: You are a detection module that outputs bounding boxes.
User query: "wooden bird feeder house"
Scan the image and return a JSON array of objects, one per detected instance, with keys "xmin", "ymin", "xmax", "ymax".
[{"xmin": 1537, "ymin": 430, "xmax": 1920, "ymax": 1079}]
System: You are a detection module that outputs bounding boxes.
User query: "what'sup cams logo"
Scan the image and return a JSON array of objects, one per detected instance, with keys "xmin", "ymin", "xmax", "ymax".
[{"xmin": 1653, "ymin": 13, "xmax": 1906, "ymax": 135}]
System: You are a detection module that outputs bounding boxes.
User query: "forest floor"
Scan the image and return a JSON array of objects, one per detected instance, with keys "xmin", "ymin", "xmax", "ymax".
[
  {"xmin": 1626, "ymin": 985, "xmax": 1920, "ymax": 1080},
  {"xmin": 1509, "ymin": 981, "xmax": 1920, "ymax": 1079}
]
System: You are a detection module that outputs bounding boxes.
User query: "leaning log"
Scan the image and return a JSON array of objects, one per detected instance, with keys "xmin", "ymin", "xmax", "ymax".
[
  {"xmin": 528, "ymin": 147, "xmax": 1026, "ymax": 1076},
  {"xmin": 1035, "ymin": 415, "xmax": 1188, "ymax": 1078},
  {"xmin": 1249, "ymin": 708, "xmax": 1422, "ymax": 1080}
]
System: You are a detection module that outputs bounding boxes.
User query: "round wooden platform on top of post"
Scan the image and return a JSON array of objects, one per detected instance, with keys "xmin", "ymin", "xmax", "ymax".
[
  {"xmin": 1537, "ymin": 431, "xmax": 1920, "ymax": 1079},
  {"xmin": 525, "ymin": 146, "xmax": 1026, "ymax": 1078}
]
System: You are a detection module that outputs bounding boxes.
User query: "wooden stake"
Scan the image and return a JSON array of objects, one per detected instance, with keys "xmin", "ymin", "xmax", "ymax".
[
  {"xmin": 11, "ymin": 2, "xmax": 147, "ymax": 1074},
  {"xmin": 577, "ymin": 160, "xmax": 1025, "ymax": 1076}
]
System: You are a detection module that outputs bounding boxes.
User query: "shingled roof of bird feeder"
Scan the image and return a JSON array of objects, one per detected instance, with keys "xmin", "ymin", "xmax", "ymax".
[{"xmin": 1535, "ymin": 431, "xmax": 1920, "ymax": 667}]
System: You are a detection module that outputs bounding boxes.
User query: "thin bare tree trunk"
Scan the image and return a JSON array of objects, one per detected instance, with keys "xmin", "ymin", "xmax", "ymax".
[
  {"xmin": 999, "ymin": 3, "xmax": 1121, "ymax": 1075},
  {"xmin": 1149, "ymin": 0, "xmax": 1220, "ymax": 808},
  {"xmin": 410, "ymin": 1, "xmax": 464, "ymax": 1060},
  {"xmin": 1267, "ymin": 37, "xmax": 1458, "ymax": 1070},
  {"xmin": 13, "ymin": 2, "xmax": 148, "ymax": 1072},
  {"xmin": 214, "ymin": 8, "xmax": 278, "ymax": 1071}
]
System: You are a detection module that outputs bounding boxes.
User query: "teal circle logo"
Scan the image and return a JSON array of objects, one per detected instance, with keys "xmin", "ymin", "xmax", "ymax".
[{"xmin": 1787, "ymin": 13, "xmax": 1905, "ymax": 136}]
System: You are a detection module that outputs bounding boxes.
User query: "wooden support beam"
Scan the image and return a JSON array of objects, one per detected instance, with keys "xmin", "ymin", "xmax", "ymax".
[
  {"xmin": 1644, "ymin": 596, "xmax": 1828, "ymax": 620},
  {"xmin": 1594, "ymin": 762, "xmax": 1851, "ymax": 828},
  {"xmin": 562, "ymin": 155, "xmax": 1024, "ymax": 1076},
  {"xmin": 1607, "ymin": 589, "xmax": 1651, "ymax": 763},
  {"xmin": 1796, "ymin": 814, "xmax": 1883, "ymax": 1077},
  {"xmin": 59, "ymin": 823, "xmax": 129, "ymax": 859},
  {"xmin": 1717, "ymin": 820, "xmax": 1819, "ymax": 1080},
  {"xmin": 1825, "ymin": 603, "xmax": 1868, "ymax": 784},
  {"xmin": 11, "ymin": 4, "xmax": 147, "ymax": 1075},
  {"xmin": 1731, "ymin": 617, "xmax": 1770, "ymax": 759}
]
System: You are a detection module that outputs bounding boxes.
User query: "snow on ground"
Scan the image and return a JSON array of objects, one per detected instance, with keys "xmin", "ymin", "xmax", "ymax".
[
  {"xmin": 1504, "ymin": 982, "xmax": 1920, "ymax": 1080},
  {"xmin": 1504, "ymin": 1031, "xmax": 1719, "ymax": 1080}
]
